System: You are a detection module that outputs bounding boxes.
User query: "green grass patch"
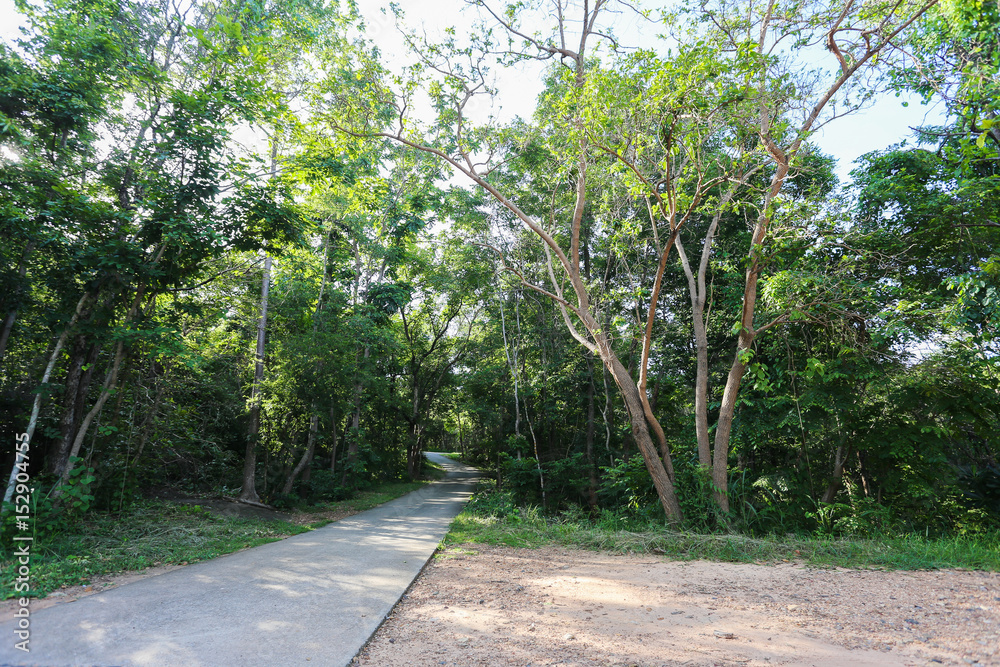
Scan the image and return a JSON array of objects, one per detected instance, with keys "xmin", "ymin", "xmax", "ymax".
[
  {"xmin": 447, "ymin": 492, "xmax": 1000, "ymax": 571},
  {"xmin": 421, "ymin": 460, "xmax": 448, "ymax": 481},
  {"xmin": 322, "ymin": 481, "xmax": 429, "ymax": 514},
  {"xmin": 427, "ymin": 451, "xmax": 464, "ymax": 463}
]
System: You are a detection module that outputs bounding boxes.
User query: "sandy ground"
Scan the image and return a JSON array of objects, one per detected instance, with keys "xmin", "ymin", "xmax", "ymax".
[{"xmin": 353, "ymin": 544, "xmax": 1000, "ymax": 667}]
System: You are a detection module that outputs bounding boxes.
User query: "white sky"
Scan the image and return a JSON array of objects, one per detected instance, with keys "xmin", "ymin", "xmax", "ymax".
[
  {"xmin": 357, "ymin": 0, "xmax": 946, "ymax": 184},
  {"xmin": 0, "ymin": 0, "xmax": 945, "ymax": 183}
]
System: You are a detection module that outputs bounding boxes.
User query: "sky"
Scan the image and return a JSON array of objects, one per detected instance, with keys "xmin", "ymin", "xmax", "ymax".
[
  {"xmin": 352, "ymin": 0, "xmax": 946, "ymax": 183},
  {"xmin": 0, "ymin": 0, "xmax": 945, "ymax": 183}
]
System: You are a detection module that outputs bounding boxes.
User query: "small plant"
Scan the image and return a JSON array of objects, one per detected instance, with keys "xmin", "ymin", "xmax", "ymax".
[{"xmin": 60, "ymin": 462, "xmax": 97, "ymax": 514}]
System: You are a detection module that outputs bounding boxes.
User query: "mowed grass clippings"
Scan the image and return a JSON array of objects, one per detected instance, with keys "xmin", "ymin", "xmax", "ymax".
[{"xmin": 446, "ymin": 510, "xmax": 1000, "ymax": 572}]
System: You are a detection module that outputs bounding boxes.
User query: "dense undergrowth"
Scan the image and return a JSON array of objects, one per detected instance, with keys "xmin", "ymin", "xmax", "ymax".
[{"xmin": 444, "ymin": 478, "xmax": 1000, "ymax": 571}]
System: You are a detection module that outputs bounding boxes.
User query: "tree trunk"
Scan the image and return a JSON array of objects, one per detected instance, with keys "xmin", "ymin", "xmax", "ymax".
[
  {"xmin": 3, "ymin": 293, "xmax": 90, "ymax": 507},
  {"xmin": 406, "ymin": 424, "xmax": 422, "ymax": 479},
  {"xmin": 329, "ymin": 407, "xmax": 339, "ymax": 473},
  {"xmin": 498, "ymin": 297, "xmax": 522, "ymax": 436},
  {"xmin": 857, "ymin": 450, "xmax": 874, "ymax": 498},
  {"xmin": 407, "ymin": 379, "xmax": 423, "ymax": 479},
  {"xmin": 600, "ymin": 340, "xmax": 683, "ymax": 523},
  {"xmin": 342, "ymin": 345, "xmax": 369, "ymax": 487},
  {"xmin": 711, "ymin": 161, "xmax": 790, "ymax": 513},
  {"xmin": 54, "ymin": 338, "xmax": 127, "ymax": 494},
  {"xmin": 48, "ymin": 335, "xmax": 89, "ymax": 477},
  {"xmin": 48, "ymin": 337, "xmax": 100, "ymax": 477},
  {"xmin": 711, "ymin": 354, "xmax": 748, "ymax": 513},
  {"xmin": 675, "ymin": 185, "xmax": 739, "ymax": 471},
  {"xmin": 282, "ymin": 414, "xmax": 318, "ymax": 495},
  {"xmin": 820, "ymin": 442, "xmax": 851, "ymax": 504},
  {"xmin": 677, "ymin": 238, "xmax": 714, "ymax": 469},
  {"xmin": 56, "ymin": 277, "xmax": 156, "ymax": 492},
  {"xmin": 585, "ymin": 354, "xmax": 599, "ymax": 512},
  {"xmin": 240, "ymin": 254, "xmax": 271, "ymax": 504}
]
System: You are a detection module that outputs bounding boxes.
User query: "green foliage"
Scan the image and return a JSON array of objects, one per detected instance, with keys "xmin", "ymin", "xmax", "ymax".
[
  {"xmin": 957, "ymin": 465, "xmax": 1000, "ymax": 516},
  {"xmin": 597, "ymin": 455, "xmax": 661, "ymax": 519},
  {"xmin": 500, "ymin": 453, "xmax": 593, "ymax": 510},
  {"xmin": 449, "ymin": 486, "xmax": 1000, "ymax": 570}
]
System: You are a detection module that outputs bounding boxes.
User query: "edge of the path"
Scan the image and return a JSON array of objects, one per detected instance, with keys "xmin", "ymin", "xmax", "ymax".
[
  {"xmin": 1, "ymin": 452, "xmax": 480, "ymax": 628},
  {"xmin": 347, "ymin": 451, "xmax": 481, "ymax": 666}
]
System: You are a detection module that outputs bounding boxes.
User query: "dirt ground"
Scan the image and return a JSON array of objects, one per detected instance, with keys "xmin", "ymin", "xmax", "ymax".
[{"xmin": 353, "ymin": 544, "xmax": 1000, "ymax": 667}]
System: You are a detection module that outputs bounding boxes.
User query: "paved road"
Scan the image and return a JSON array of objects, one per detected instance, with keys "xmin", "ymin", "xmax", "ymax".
[{"xmin": 0, "ymin": 453, "xmax": 479, "ymax": 667}]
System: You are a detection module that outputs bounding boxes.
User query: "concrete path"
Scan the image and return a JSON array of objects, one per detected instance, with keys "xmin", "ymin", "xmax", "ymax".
[{"xmin": 0, "ymin": 453, "xmax": 478, "ymax": 667}]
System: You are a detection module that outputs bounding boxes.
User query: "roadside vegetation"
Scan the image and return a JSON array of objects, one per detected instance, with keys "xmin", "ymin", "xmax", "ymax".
[{"xmin": 446, "ymin": 481, "xmax": 1000, "ymax": 572}]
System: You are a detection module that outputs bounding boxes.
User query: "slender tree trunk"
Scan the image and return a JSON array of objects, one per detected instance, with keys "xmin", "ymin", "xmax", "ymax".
[
  {"xmin": 585, "ymin": 354, "xmax": 599, "ymax": 512},
  {"xmin": 329, "ymin": 407, "xmax": 339, "ymax": 473},
  {"xmin": 49, "ymin": 339, "xmax": 100, "ymax": 478},
  {"xmin": 498, "ymin": 297, "xmax": 521, "ymax": 436},
  {"xmin": 857, "ymin": 450, "xmax": 873, "ymax": 498},
  {"xmin": 301, "ymin": 424, "xmax": 316, "ymax": 485},
  {"xmin": 3, "ymin": 293, "xmax": 90, "ymax": 507},
  {"xmin": 600, "ymin": 342, "xmax": 683, "ymax": 523},
  {"xmin": 406, "ymin": 422, "xmax": 422, "ymax": 479},
  {"xmin": 53, "ymin": 340, "xmax": 126, "ymax": 494},
  {"xmin": 692, "ymin": 299, "xmax": 711, "ymax": 465},
  {"xmin": 240, "ymin": 254, "xmax": 271, "ymax": 504},
  {"xmin": 674, "ymin": 181, "xmax": 742, "ymax": 473},
  {"xmin": 342, "ymin": 346, "xmax": 368, "ymax": 486},
  {"xmin": 48, "ymin": 335, "xmax": 89, "ymax": 477},
  {"xmin": 711, "ymin": 161, "xmax": 790, "ymax": 513},
  {"xmin": 282, "ymin": 414, "xmax": 318, "ymax": 495},
  {"xmin": 820, "ymin": 442, "xmax": 851, "ymax": 504},
  {"xmin": 523, "ymin": 397, "xmax": 546, "ymax": 509},
  {"xmin": 406, "ymin": 369, "xmax": 423, "ymax": 479},
  {"xmin": 54, "ymin": 277, "xmax": 157, "ymax": 495}
]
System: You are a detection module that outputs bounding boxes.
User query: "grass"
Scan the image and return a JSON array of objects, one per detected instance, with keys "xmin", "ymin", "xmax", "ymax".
[
  {"xmin": 291, "ymin": 480, "xmax": 431, "ymax": 523},
  {"xmin": 421, "ymin": 459, "xmax": 448, "ymax": 481},
  {"xmin": 2, "ymin": 479, "xmax": 430, "ymax": 599},
  {"xmin": 445, "ymin": 498, "xmax": 1000, "ymax": 572},
  {"xmin": 426, "ymin": 450, "xmax": 464, "ymax": 463}
]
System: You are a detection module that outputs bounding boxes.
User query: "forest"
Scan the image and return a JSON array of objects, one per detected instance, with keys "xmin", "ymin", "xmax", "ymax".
[{"xmin": 0, "ymin": 0, "xmax": 997, "ymax": 545}]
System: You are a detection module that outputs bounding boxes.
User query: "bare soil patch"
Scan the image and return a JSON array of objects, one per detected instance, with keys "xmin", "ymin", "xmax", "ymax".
[{"xmin": 354, "ymin": 544, "xmax": 1000, "ymax": 667}]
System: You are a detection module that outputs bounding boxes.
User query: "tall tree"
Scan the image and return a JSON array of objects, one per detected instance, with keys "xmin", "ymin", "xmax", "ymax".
[
  {"xmin": 0, "ymin": 0, "xmax": 316, "ymax": 500},
  {"xmin": 330, "ymin": 0, "xmax": 936, "ymax": 521}
]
